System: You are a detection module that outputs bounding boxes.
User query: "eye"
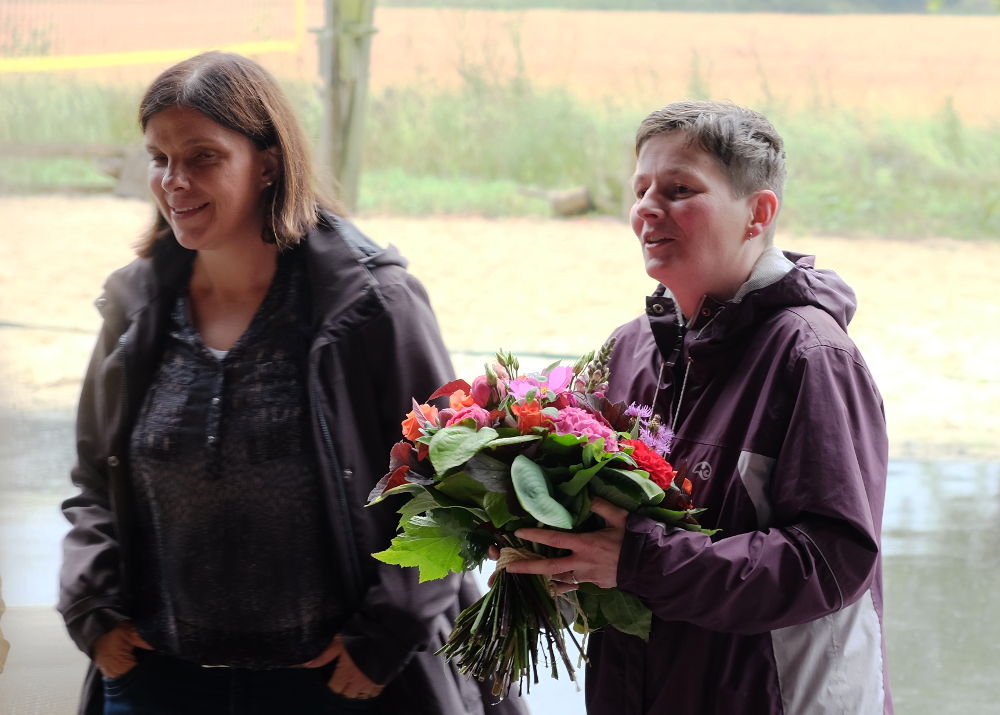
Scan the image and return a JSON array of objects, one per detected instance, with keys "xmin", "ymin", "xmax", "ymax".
[
  {"xmin": 195, "ymin": 151, "xmax": 215, "ymax": 161},
  {"xmin": 634, "ymin": 186, "xmax": 648, "ymax": 199},
  {"xmin": 149, "ymin": 154, "xmax": 166, "ymax": 166},
  {"xmin": 673, "ymin": 184, "xmax": 693, "ymax": 197}
]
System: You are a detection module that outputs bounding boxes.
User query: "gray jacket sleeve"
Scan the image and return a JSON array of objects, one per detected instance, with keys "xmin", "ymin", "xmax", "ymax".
[{"xmin": 58, "ymin": 314, "xmax": 129, "ymax": 655}]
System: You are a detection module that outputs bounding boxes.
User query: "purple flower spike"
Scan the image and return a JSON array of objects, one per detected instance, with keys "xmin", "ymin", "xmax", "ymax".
[{"xmin": 625, "ymin": 402, "xmax": 654, "ymax": 419}]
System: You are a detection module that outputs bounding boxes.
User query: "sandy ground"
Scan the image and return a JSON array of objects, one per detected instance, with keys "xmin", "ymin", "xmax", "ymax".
[{"xmin": 1, "ymin": 195, "xmax": 997, "ymax": 460}]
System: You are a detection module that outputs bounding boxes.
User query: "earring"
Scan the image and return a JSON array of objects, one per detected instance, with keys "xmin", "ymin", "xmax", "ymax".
[
  {"xmin": 746, "ymin": 229, "xmax": 755, "ymax": 238},
  {"xmin": 265, "ymin": 180, "xmax": 273, "ymax": 187}
]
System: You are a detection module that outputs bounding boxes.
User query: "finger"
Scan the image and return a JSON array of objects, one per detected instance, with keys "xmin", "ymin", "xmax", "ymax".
[
  {"xmin": 327, "ymin": 659, "xmax": 357, "ymax": 696},
  {"xmin": 589, "ymin": 497, "xmax": 629, "ymax": 528},
  {"xmin": 487, "ymin": 544, "xmax": 500, "ymax": 560},
  {"xmin": 504, "ymin": 554, "xmax": 575, "ymax": 576},
  {"xmin": 513, "ymin": 527, "xmax": 584, "ymax": 550},
  {"xmin": 301, "ymin": 636, "xmax": 343, "ymax": 668},
  {"xmin": 126, "ymin": 630, "xmax": 154, "ymax": 650}
]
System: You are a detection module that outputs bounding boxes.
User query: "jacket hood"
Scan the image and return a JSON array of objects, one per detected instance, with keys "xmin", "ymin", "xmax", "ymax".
[{"xmin": 686, "ymin": 251, "xmax": 858, "ymax": 337}]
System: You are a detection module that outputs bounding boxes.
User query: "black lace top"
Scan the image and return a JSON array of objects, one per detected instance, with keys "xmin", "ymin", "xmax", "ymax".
[{"xmin": 129, "ymin": 252, "xmax": 340, "ymax": 667}]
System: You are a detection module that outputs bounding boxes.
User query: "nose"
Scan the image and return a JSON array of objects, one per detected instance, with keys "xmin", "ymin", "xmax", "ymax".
[
  {"xmin": 634, "ymin": 190, "xmax": 665, "ymax": 222},
  {"xmin": 161, "ymin": 160, "xmax": 188, "ymax": 192}
]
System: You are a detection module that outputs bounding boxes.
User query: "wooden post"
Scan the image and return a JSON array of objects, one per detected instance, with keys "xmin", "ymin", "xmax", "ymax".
[{"xmin": 317, "ymin": 0, "xmax": 377, "ymax": 213}]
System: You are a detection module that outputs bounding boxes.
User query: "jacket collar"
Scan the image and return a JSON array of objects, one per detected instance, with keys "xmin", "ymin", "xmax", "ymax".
[
  {"xmin": 299, "ymin": 213, "xmax": 386, "ymax": 339},
  {"xmin": 100, "ymin": 212, "xmax": 386, "ymax": 341}
]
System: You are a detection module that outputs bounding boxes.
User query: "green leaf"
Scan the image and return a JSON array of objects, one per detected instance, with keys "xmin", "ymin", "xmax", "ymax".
[
  {"xmin": 486, "ymin": 434, "xmax": 541, "ymax": 448},
  {"xmin": 589, "ymin": 472, "xmax": 642, "ymax": 511},
  {"xmin": 371, "ymin": 523, "xmax": 465, "ymax": 582},
  {"xmin": 638, "ymin": 504, "xmax": 691, "ymax": 525},
  {"xmin": 396, "ymin": 490, "xmax": 439, "ymax": 526},
  {"xmin": 428, "ymin": 425, "xmax": 499, "ymax": 473},
  {"xmin": 510, "ymin": 454, "xmax": 573, "ymax": 529},
  {"xmin": 566, "ymin": 488, "xmax": 592, "ymax": 528},
  {"xmin": 595, "ymin": 587, "xmax": 652, "ymax": 640},
  {"xmin": 483, "ymin": 490, "xmax": 518, "ymax": 528},
  {"xmin": 558, "ymin": 458, "xmax": 609, "ymax": 497},
  {"xmin": 540, "ymin": 432, "xmax": 587, "ymax": 459},
  {"xmin": 603, "ymin": 468, "xmax": 664, "ymax": 505},
  {"xmin": 464, "ymin": 452, "xmax": 510, "ymax": 492},
  {"xmin": 435, "ymin": 471, "xmax": 488, "ymax": 505}
]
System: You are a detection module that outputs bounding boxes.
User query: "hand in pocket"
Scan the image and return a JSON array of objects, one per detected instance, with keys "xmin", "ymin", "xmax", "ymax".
[{"xmin": 94, "ymin": 621, "xmax": 153, "ymax": 679}]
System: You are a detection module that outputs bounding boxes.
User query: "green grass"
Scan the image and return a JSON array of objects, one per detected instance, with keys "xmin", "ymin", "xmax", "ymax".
[{"xmin": 2, "ymin": 72, "xmax": 999, "ymax": 238}]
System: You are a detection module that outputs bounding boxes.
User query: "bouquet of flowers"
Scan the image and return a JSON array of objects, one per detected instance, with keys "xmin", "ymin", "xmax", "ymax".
[{"xmin": 367, "ymin": 339, "xmax": 714, "ymax": 696}]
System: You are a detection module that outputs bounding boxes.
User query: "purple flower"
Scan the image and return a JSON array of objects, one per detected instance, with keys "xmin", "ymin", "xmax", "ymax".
[
  {"xmin": 625, "ymin": 402, "xmax": 654, "ymax": 419},
  {"xmin": 553, "ymin": 407, "xmax": 619, "ymax": 450},
  {"xmin": 639, "ymin": 424, "xmax": 673, "ymax": 456}
]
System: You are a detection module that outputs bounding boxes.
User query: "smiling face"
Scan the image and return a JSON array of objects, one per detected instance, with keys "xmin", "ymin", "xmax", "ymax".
[
  {"xmin": 144, "ymin": 105, "xmax": 276, "ymax": 253},
  {"xmin": 630, "ymin": 131, "xmax": 769, "ymax": 318}
]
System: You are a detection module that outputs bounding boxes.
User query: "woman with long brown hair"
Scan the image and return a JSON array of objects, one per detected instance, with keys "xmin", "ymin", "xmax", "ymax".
[{"xmin": 58, "ymin": 51, "xmax": 526, "ymax": 715}]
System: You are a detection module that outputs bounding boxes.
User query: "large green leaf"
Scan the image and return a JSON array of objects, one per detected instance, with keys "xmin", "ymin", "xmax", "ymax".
[
  {"xmin": 435, "ymin": 471, "xmax": 487, "ymax": 505},
  {"xmin": 464, "ymin": 452, "xmax": 510, "ymax": 492},
  {"xmin": 510, "ymin": 455, "xmax": 572, "ymax": 529},
  {"xmin": 483, "ymin": 490, "xmax": 518, "ymax": 528},
  {"xmin": 596, "ymin": 587, "xmax": 652, "ymax": 641},
  {"xmin": 371, "ymin": 523, "xmax": 465, "ymax": 582},
  {"xmin": 541, "ymin": 432, "xmax": 587, "ymax": 459},
  {"xmin": 589, "ymin": 472, "xmax": 642, "ymax": 510},
  {"xmin": 428, "ymin": 425, "xmax": 499, "ymax": 473},
  {"xmin": 603, "ymin": 468, "xmax": 664, "ymax": 505},
  {"xmin": 486, "ymin": 435, "xmax": 541, "ymax": 448},
  {"xmin": 558, "ymin": 458, "xmax": 609, "ymax": 497}
]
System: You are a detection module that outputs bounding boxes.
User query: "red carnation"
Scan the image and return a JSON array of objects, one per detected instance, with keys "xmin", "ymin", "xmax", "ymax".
[{"xmin": 622, "ymin": 439, "xmax": 677, "ymax": 490}]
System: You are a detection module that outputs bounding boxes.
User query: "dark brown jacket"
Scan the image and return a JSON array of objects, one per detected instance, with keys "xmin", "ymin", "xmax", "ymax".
[{"xmin": 59, "ymin": 214, "xmax": 527, "ymax": 715}]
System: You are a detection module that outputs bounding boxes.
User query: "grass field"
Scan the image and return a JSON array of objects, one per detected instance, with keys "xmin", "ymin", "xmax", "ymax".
[{"xmin": 3, "ymin": 7, "xmax": 1000, "ymax": 236}]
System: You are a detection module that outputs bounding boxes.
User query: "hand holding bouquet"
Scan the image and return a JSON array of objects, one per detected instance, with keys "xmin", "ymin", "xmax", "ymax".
[{"xmin": 367, "ymin": 340, "xmax": 714, "ymax": 696}]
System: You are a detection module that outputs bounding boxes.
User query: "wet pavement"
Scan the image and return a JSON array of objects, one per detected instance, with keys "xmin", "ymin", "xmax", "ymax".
[{"xmin": 1, "ymin": 409, "xmax": 998, "ymax": 714}]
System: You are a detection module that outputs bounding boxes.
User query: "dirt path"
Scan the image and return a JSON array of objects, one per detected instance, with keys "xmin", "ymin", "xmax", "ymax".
[{"xmin": 2, "ymin": 195, "xmax": 997, "ymax": 459}]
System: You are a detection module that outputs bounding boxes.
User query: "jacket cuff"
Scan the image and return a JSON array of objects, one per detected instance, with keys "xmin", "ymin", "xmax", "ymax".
[
  {"xmin": 337, "ymin": 610, "xmax": 424, "ymax": 684},
  {"xmin": 617, "ymin": 512, "xmax": 670, "ymax": 593},
  {"xmin": 66, "ymin": 607, "xmax": 128, "ymax": 657}
]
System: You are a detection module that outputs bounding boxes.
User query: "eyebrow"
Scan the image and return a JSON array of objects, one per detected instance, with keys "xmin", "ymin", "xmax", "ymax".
[
  {"xmin": 144, "ymin": 137, "xmax": 223, "ymax": 152},
  {"xmin": 631, "ymin": 165, "xmax": 699, "ymax": 184}
]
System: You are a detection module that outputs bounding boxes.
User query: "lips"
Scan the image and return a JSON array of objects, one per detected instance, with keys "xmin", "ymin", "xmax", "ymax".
[
  {"xmin": 170, "ymin": 202, "xmax": 209, "ymax": 217},
  {"xmin": 643, "ymin": 235, "xmax": 674, "ymax": 245}
]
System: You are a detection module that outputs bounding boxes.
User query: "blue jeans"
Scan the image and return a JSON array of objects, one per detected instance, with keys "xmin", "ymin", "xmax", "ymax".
[{"xmin": 102, "ymin": 650, "xmax": 379, "ymax": 714}]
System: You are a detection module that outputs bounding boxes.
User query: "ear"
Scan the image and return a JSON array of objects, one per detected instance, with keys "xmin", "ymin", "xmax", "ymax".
[
  {"xmin": 745, "ymin": 190, "xmax": 779, "ymax": 240},
  {"xmin": 261, "ymin": 146, "xmax": 282, "ymax": 187}
]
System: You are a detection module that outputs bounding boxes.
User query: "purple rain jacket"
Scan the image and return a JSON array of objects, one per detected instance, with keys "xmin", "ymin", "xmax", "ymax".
[{"xmin": 587, "ymin": 249, "xmax": 892, "ymax": 715}]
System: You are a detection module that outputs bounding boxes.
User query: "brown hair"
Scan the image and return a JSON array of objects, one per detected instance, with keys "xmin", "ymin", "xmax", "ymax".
[
  {"xmin": 136, "ymin": 51, "xmax": 340, "ymax": 257},
  {"xmin": 635, "ymin": 100, "xmax": 787, "ymax": 201}
]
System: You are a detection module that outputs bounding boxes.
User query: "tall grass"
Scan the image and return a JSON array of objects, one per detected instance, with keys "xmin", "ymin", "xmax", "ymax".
[{"xmin": 2, "ymin": 67, "xmax": 998, "ymax": 238}]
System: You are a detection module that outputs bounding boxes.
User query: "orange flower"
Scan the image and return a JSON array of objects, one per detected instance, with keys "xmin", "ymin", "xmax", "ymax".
[
  {"xmin": 449, "ymin": 389, "xmax": 475, "ymax": 411},
  {"xmin": 401, "ymin": 403, "xmax": 439, "ymax": 441},
  {"xmin": 511, "ymin": 400, "xmax": 553, "ymax": 435}
]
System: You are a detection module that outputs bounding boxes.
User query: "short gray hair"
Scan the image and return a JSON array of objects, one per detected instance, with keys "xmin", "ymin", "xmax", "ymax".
[{"xmin": 635, "ymin": 100, "xmax": 787, "ymax": 200}]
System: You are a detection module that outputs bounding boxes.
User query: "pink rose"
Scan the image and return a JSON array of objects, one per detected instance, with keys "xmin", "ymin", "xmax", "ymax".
[
  {"xmin": 445, "ymin": 404, "xmax": 493, "ymax": 430},
  {"xmin": 471, "ymin": 375, "xmax": 492, "ymax": 407}
]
